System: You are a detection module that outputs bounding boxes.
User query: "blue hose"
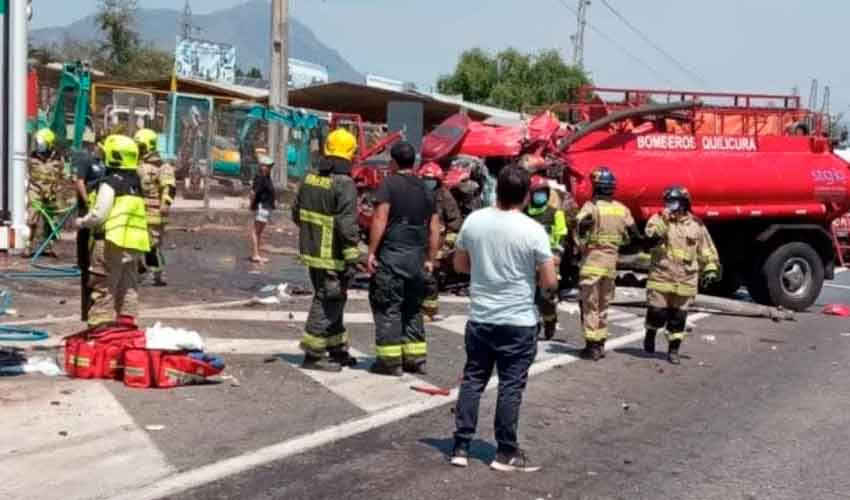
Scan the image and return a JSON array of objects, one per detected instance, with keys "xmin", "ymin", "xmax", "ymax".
[{"xmin": 0, "ymin": 290, "xmax": 49, "ymax": 342}]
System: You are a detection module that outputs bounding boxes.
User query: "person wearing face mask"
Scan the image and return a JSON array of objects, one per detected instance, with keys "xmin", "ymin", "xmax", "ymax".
[
  {"xmin": 419, "ymin": 162, "xmax": 462, "ymax": 320},
  {"xmin": 643, "ymin": 186, "xmax": 720, "ymax": 364},
  {"xmin": 525, "ymin": 175, "xmax": 568, "ymax": 340}
]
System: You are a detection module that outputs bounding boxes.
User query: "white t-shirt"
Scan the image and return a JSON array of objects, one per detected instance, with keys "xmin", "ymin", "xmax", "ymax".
[{"xmin": 456, "ymin": 207, "xmax": 553, "ymax": 327}]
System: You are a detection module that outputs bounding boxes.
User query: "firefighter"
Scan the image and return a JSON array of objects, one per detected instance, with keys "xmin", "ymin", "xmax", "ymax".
[
  {"xmin": 292, "ymin": 128, "xmax": 362, "ymax": 372},
  {"xmin": 643, "ymin": 186, "xmax": 720, "ymax": 364},
  {"xmin": 75, "ymin": 135, "xmax": 150, "ymax": 325},
  {"xmin": 26, "ymin": 128, "xmax": 64, "ymax": 257},
  {"xmin": 575, "ymin": 166, "xmax": 641, "ymax": 361},
  {"xmin": 367, "ymin": 142, "xmax": 441, "ymax": 376},
  {"xmin": 419, "ymin": 161, "xmax": 462, "ymax": 320},
  {"xmin": 525, "ymin": 175, "xmax": 568, "ymax": 340},
  {"xmin": 135, "ymin": 128, "xmax": 176, "ymax": 286}
]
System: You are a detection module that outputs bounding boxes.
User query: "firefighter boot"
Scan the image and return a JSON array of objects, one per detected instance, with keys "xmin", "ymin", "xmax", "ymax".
[
  {"xmin": 330, "ymin": 349, "xmax": 358, "ymax": 368},
  {"xmin": 644, "ymin": 329, "xmax": 657, "ymax": 354},
  {"xmin": 668, "ymin": 339, "xmax": 682, "ymax": 365},
  {"xmin": 543, "ymin": 321, "xmax": 557, "ymax": 341},
  {"xmin": 580, "ymin": 341, "xmax": 604, "ymax": 361},
  {"xmin": 302, "ymin": 354, "xmax": 343, "ymax": 373}
]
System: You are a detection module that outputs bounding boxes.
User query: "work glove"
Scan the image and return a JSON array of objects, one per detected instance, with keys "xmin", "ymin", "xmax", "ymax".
[
  {"xmin": 700, "ymin": 270, "xmax": 720, "ymax": 288},
  {"xmin": 577, "ymin": 216, "xmax": 594, "ymax": 239}
]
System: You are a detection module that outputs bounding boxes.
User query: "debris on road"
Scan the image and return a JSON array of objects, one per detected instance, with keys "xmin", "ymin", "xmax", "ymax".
[
  {"xmin": 823, "ymin": 304, "xmax": 850, "ymax": 317},
  {"xmin": 144, "ymin": 425, "xmax": 165, "ymax": 431},
  {"xmin": 410, "ymin": 385, "xmax": 450, "ymax": 396},
  {"xmin": 701, "ymin": 334, "xmax": 717, "ymax": 344}
]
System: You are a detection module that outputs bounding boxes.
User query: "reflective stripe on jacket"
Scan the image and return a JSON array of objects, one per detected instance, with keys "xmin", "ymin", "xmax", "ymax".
[
  {"xmin": 292, "ymin": 169, "xmax": 360, "ymax": 271},
  {"xmin": 645, "ymin": 213, "xmax": 719, "ymax": 297},
  {"xmin": 103, "ymin": 175, "xmax": 150, "ymax": 253},
  {"xmin": 576, "ymin": 199, "xmax": 636, "ymax": 278}
]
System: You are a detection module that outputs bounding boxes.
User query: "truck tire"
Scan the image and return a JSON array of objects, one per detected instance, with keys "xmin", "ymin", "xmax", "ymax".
[{"xmin": 760, "ymin": 242, "xmax": 824, "ymax": 311}]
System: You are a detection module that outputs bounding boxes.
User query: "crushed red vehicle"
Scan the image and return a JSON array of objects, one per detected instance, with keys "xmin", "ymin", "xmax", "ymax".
[{"xmin": 416, "ymin": 86, "xmax": 850, "ymax": 311}]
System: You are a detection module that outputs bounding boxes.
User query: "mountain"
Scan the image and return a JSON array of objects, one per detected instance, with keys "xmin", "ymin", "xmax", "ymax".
[{"xmin": 30, "ymin": 0, "xmax": 363, "ymax": 83}]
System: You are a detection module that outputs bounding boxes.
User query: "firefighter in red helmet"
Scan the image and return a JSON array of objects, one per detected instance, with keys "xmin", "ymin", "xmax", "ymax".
[
  {"xmin": 419, "ymin": 162, "xmax": 463, "ymax": 320},
  {"xmin": 525, "ymin": 175, "xmax": 568, "ymax": 339}
]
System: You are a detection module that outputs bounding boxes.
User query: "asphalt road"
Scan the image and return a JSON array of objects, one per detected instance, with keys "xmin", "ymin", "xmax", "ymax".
[
  {"xmin": 163, "ymin": 291, "xmax": 850, "ymax": 500},
  {"xmin": 5, "ymin": 210, "xmax": 850, "ymax": 500}
]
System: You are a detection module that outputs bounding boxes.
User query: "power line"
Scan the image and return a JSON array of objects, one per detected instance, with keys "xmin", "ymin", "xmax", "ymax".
[
  {"xmin": 598, "ymin": 0, "xmax": 707, "ymax": 86},
  {"xmin": 554, "ymin": 0, "xmax": 673, "ymax": 85}
]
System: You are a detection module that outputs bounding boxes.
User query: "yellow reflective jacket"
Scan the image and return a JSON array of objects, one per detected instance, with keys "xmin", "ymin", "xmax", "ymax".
[
  {"xmin": 645, "ymin": 212, "xmax": 719, "ymax": 297},
  {"xmin": 103, "ymin": 174, "xmax": 151, "ymax": 253}
]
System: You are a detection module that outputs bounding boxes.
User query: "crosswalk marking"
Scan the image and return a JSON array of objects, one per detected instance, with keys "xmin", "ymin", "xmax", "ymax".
[
  {"xmin": 146, "ymin": 309, "xmax": 375, "ymax": 323},
  {"xmin": 0, "ymin": 380, "xmax": 173, "ymax": 500},
  {"xmin": 205, "ymin": 338, "xmax": 429, "ymax": 413}
]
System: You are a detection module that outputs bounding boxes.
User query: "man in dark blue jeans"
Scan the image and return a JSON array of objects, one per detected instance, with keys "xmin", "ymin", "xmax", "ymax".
[{"xmin": 451, "ymin": 165, "xmax": 559, "ymax": 472}]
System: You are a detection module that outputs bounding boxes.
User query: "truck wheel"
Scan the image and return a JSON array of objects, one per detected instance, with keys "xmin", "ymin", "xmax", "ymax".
[{"xmin": 760, "ymin": 242, "xmax": 824, "ymax": 311}]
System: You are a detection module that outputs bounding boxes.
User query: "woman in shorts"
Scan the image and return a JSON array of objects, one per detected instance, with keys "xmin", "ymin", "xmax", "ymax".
[{"xmin": 250, "ymin": 155, "xmax": 276, "ymax": 263}]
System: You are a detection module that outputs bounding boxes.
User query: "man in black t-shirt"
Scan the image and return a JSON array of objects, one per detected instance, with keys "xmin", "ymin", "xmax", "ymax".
[{"xmin": 367, "ymin": 142, "xmax": 440, "ymax": 376}]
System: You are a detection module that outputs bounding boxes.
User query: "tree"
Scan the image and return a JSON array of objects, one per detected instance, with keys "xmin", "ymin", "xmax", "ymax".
[
  {"xmin": 96, "ymin": 0, "xmax": 140, "ymax": 75},
  {"xmin": 29, "ymin": 0, "xmax": 173, "ymax": 81},
  {"xmin": 438, "ymin": 48, "xmax": 591, "ymax": 111},
  {"xmin": 246, "ymin": 67, "xmax": 263, "ymax": 79}
]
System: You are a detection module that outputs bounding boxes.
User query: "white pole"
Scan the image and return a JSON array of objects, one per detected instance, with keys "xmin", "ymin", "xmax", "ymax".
[
  {"xmin": 269, "ymin": 0, "xmax": 288, "ymax": 191},
  {"xmin": 9, "ymin": 0, "xmax": 28, "ymax": 251}
]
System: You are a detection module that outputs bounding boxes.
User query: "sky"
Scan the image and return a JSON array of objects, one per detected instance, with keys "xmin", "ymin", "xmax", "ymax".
[{"xmin": 30, "ymin": 0, "xmax": 850, "ymax": 114}]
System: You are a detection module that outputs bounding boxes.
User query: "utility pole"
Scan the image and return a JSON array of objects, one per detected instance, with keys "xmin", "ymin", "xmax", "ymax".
[
  {"xmin": 179, "ymin": 0, "xmax": 192, "ymax": 39},
  {"xmin": 269, "ymin": 0, "xmax": 289, "ymax": 191},
  {"xmin": 571, "ymin": 0, "xmax": 590, "ymax": 69}
]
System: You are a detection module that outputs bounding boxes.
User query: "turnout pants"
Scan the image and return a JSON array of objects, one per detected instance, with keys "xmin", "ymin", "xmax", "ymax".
[
  {"xmin": 300, "ymin": 268, "xmax": 352, "ymax": 358},
  {"xmin": 422, "ymin": 271, "xmax": 440, "ymax": 318},
  {"xmin": 579, "ymin": 275, "xmax": 615, "ymax": 342},
  {"xmin": 645, "ymin": 289, "xmax": 693, "ymax": 342},
  {"xmin": 88, "ymin": 241, "xmax": 141, "ymax": 327},
  {"xmin": 144, "ymin": 223, "xmax": 167, "ymax": 280},
  {"xmin": 26, "ymin": 189, "xmax": 57, "ymax": 253},
  {"xmin": 369, "ymin": 264, "xmax": 427, "ymax": 368}
]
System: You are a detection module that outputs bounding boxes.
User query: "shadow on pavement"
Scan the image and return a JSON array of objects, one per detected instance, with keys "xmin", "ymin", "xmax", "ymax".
[{"xmin": 419, "ymin": 437, "xmax": 497, "ymax": 465}]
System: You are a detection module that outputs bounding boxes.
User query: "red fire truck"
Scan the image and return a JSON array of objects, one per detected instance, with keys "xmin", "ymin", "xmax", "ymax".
[{"xmin": 419, "ymin": 87, "xmax": 850, "ymax": 311}]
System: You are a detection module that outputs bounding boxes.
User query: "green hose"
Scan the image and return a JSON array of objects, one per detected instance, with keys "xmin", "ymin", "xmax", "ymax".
[
  {"xmin": 0, "ymin": 290, "xmax": 49, "ymax": 342},
  {"xmin": 1, "ymin": 203, "xmax": 81, "ymax": 279}
]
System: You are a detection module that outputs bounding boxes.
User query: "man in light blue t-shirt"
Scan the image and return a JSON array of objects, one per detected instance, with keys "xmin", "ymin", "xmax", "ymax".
[{"xmin": 449, "ymin": 165, "xmax": 559, "ymax": 473}]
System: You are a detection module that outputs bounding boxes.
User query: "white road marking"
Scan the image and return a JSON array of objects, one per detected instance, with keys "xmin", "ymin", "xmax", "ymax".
[
  {"xmin": 205, "ymin": 338, "xmax": 428, "ymax": 413},
  {"xmin": 347, "ymin": 289, "xmax": 470, "ymax": 303},
  {"xmin": 146, "ymin": 309, "xmax": 375, "ymax": 324},
  {"xmin": 607, "ymin": 310, "xmax": 636, "ymax": 321},
  {"xmin": 825, "ymin": 283, "xmax": 850, "ymax": 291},
  {"xmin": 112, "ymin": 321, "xmax": 679, "ymax": 500},
  {"xmin": 618, "ymin": 317, "xmax": 647, "ymax": 330},
  {"xmin": 0, "ymin": 380, "xmax": 173, "ymax": 500},
  {"xmin": 430, "ymin": 315, "xmax": 468, "ymax": 336}
]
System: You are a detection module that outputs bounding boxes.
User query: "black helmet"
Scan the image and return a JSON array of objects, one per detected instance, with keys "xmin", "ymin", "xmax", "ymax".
[
  {"xmin": 591, "ymin": 166, "xmax": 616, "ymax": 197},
  {"xmin": 663, "ymin": 185, "xmax": 691, "ymax": 213}
]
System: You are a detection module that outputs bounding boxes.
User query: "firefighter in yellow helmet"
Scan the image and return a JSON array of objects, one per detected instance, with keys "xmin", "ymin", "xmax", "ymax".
[
  {"xmin": 134, "ymin": 128, "xmax": 176, "ymax": 286},
  {"xmin": 26, "ymin": 128, "xmax": 65, "ymax": 256},
  {"xmin": 292, "ymin": 128, "xmax": 362, "ymax": 372},
  {"xmin": 643, "ymin": 186, "xmax": 720, "ymax": 364},
  {"xmin": 75, "ymin": 135, "xmax": 150, "ymax": 326}
]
